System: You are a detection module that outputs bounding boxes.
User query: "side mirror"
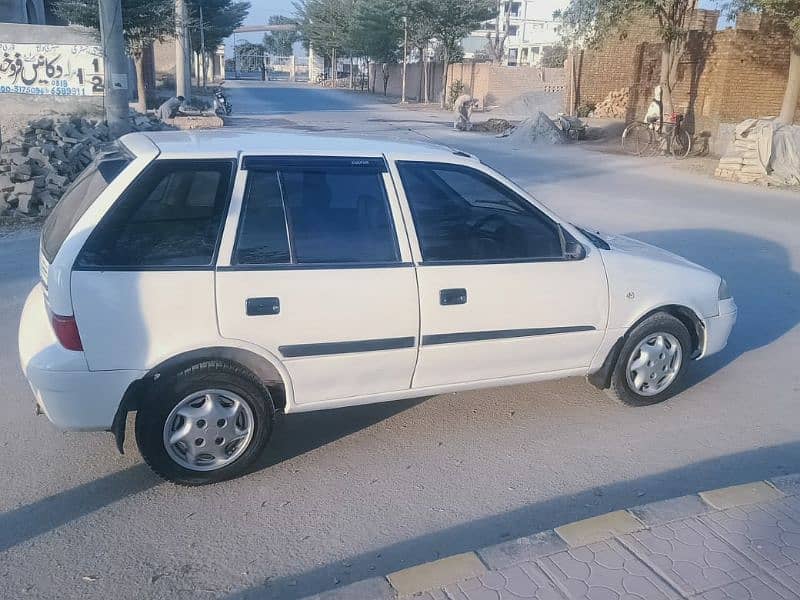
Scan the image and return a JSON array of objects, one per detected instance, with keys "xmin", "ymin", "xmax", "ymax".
[{"xmin": 564, "ymin": 239, "xmax": 586, "ymax": 260}]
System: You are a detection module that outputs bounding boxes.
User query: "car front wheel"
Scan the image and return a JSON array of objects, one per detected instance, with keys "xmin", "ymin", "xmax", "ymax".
[
  {"xmin": 609, "ymin": 313, "xmax": 692, "ymax": 406},
  {"xmin": 135, "ymin": 360, "xmax": 274, "ymax": 485}
]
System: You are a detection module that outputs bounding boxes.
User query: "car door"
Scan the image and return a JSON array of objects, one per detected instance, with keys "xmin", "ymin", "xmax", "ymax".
[
  {"xmin": 215, "ymin": 156, "xmax": 419, "ymax": 406},
  {"xmin": 390, "ymin": 159, "xmax": 608, "ymax": 389}
]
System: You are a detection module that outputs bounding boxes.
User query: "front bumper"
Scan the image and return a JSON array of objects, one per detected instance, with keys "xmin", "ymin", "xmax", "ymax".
[
  {"xmin": 701, "ymin": 298, "xmax": 737, "ymax": 358},
  {"xmin": 18, "ymin": 285, "xmax": 143, "ymax": 431}
]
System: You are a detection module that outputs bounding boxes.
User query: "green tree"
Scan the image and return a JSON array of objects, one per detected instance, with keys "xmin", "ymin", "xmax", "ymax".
[
  {"xmin": 723, "ymin": 0, "xmax": 800, "ymax": 123},
  {"xmin": 485, "ymin": 0, "xmax": 510, "ymax": 63},
  {"xmin": 52, "ymin": 0, "xmax": 174, "ymax": 113},
  {"xmin": 294, "ymin": 0, "xmax": 351, "ymax": 81},
  {"xmin": 188, "ymin": 0, "xmax": 250, "ymax": 86},
  {"xmin": 263, "ymin": 14, "xmax": 300, "ymax": 55},
  {"xmin": 421, "ymin": 0, "xmax": 494, "ymax": 107},
  {"xmin": 555, "ymin": 0, "xmax": 697, "ymax": 115},
  {"xmin": 350, "ymin": 0, "xmax": 402, "ymax": 93},
  {"xmin": 541, "ymin": 43, "xmax": 568, "ymax": 67}
]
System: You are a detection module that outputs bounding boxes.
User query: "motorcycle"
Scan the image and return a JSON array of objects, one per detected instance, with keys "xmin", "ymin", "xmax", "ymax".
[{"xmin": 213, "ymin": 86, "xmax": 232, "ymax": 116}]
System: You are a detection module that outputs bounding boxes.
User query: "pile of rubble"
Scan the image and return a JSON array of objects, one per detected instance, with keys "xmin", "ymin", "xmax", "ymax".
[
  {"xmin": 507, "ymin": 112, "xmax": 567, "ymax": 144},
  {"xmin": 715, "ymin": 117, "xmax": 800, "ymax": 186},
  {"xmin": 0, "ymin": 112, "xmax": 168, "ymax": 218},
  {"xmin": 472, "ymin": 118, "xmax": 513, "ymax": 134},
  {"xmin": 593, "ymin": 87, "xmax": 630, "ymax": 119}
]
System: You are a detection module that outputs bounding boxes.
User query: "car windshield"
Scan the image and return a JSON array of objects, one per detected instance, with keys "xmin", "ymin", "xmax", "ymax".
[{"xmin": 40, "ymin": 148, "xmax": 131, "ymax": 263}]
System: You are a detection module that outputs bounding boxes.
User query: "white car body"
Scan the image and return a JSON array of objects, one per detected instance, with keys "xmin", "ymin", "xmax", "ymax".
[{"xmin": 19, "ymin": 131, "xmax": 737, "ymax": 439}]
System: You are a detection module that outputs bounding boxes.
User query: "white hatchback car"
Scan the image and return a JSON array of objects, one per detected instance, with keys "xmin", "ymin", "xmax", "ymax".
[{"xmin": 19, "ymin": 131, "xmax": 736, "ymax": 484}]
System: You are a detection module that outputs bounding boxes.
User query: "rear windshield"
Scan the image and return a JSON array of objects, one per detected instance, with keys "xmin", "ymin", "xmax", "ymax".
[{"xmin": 41, "ymin": 152, "xmax": 131, "ymax": 263}]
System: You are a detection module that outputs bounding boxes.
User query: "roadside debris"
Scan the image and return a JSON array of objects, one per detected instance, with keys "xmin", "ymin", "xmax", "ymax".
[
  {"xmin": 507, "ymin": 112, "xmax": 568, "ymax": 144},
  {"xmin": 715, "ymin": 117, "xmax": 800, "ymax": 186},
  {"xmin": 594, "ymin": 87, "xmax": 630, "ymax": 119},
  {"xmin": 0, "ymin": 112, "xmax": 170, "ymax": 219},
  {"xmin": 471, "ymin": 118, "xmax": 513, "ymax": 134}
]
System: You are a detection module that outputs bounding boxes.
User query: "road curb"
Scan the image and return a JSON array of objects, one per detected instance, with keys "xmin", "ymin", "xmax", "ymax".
[{"xmin": 300, "ymin": 474, "xmax": 796, "ymax": 599}]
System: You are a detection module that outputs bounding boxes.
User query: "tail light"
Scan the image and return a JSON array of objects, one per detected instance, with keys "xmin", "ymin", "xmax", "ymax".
[{"xmin": 51, "ymin": 313, "xmax": 84, "ymax": 351}]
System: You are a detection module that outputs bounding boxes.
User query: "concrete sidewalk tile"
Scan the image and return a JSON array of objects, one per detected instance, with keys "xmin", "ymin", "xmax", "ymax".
[
  {"xmin": 700, "ymin": 502, "xmax": 800, "ymax": 571},
  {"xmin": 772, "ymin": 474, "xmax": 800, "ymax": 496},
  {"xmin": 387, "ymin": 552, "xmax": 487, "ymax": 596},
  {"xmin": 700, "ymin": 481, "xmax": 784, "ymax": 510},
  {"xmin": 439, "ymin": 561, "xmax": 563, "ymax": 600},
  {"xmin": 694, "ymin": 576, "xmax": 800, "ymax": 600},
  {"xmin": 538, "ymin": 538, "xmax": 681, "ymax": 599},
  {"xmin": 478, "ymin": 530, "xmax": 568, "ymax": 569},
  {"xmin": 300, "ymin": 576, "xmax": 395, "ymax": 600},
  {"xmin": 619, "ymin": 516, "xmax": 763, "ymax": 596},
  {"xmin": 631, "ymin": 494, "xmax": 710, "ymax": 527},
  {"xmin": 554, "ymin": 510, "xmax": 644, "ymax": 546}
]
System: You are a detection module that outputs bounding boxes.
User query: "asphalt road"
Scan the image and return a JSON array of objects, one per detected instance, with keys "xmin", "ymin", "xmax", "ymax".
[{"xmin": 1, "ymin": 80, "xmax": 799, "ymax": 600}]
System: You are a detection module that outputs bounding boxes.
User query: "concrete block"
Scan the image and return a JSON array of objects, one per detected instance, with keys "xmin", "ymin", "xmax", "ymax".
[
  {"xmin": 555, "ymin": 510, "xmax": 644, "ymax": 546},
  {"xmin": 16, "ymin": 193, "xmax": 33, "ymax": 214},
  {"xmin": 631, "ymin": 494, "xmax": 710, "ymax": 527},
  {"xmin": 478, "ymin": 529, "xmax": 567, "ymax": 569},
  {"xmin": 0, "ymin": 174, "xmax": 13, "ymax": 191},
  {"xmin": 387, "ymin": 552, "xmax": 487, "ymax": 596},
  {"xmin": 13, "ymin": 180, "xmax": 34, "ymax": 195},
  {"xmin": 700, "ymin": 481, "xmax": 783, "ymax": 510},
  {"xmin": 299, "ymin": 577, "xmax": 395, "ymax": 600}
]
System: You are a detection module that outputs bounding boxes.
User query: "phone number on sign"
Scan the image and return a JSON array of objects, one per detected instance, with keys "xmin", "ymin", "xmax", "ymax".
[{"xmin": 0, "ymin": 84, "xmax": 97, "ymax": 95}]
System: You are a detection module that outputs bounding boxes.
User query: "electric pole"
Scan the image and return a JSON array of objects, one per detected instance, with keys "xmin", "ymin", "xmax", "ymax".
[
  {"xmin": 401, "ymin": 16, "xmax": 408, "ymax": 103},
  {"xmin": 98, "ymin": 0, "xmax": 130, "ymax": 136},
  {"xmin": 175, "ymin": 0, "xmax": 192, "ymax": 100},
  {"xmin": 199, "ymin": 4, "xmax": 206, "ymax": 89}
]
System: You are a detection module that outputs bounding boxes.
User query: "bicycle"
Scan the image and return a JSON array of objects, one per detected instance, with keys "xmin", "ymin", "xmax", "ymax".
[{"xmin": 622, "ymin": 113, "xmax": 692, "ymax": 158}]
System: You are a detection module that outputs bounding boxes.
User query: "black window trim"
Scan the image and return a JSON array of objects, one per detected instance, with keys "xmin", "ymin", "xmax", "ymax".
[
  {"xmin": 229, "ymin": 156, "xmax": 406, "ymax": 270},
  {"xmin": 73, "ymin": 157, "xmax": 238, "ymax": 272},
  {"xmin": 396, "ymin": 160, "xmax": 586, "ymax": 266}
]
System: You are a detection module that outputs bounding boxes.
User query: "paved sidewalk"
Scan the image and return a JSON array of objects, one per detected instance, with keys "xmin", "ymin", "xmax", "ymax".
[{"xmin": 305, "ymin": 474, "xmax": 800, "ymax": 599}]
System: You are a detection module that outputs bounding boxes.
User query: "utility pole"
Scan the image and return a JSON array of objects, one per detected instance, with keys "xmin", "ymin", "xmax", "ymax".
[
  {"xmin": 401, "ymin": 16, "xmax": 408, "ymax": 103},
  {"xmin": 98, "ymin": 0, "xmax": 130, "ymax": 135},
  {"xmin": 175, "ymin": 0, "xmax": 192, "ymax": 100}
]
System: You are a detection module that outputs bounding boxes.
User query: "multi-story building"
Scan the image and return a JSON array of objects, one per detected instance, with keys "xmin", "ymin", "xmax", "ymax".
[{"xmin": 462, "ymin": 1, "xmax": 562, "ymax": 66}]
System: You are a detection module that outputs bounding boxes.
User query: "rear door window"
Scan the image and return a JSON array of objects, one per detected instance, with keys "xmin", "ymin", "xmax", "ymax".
[
  {"xmin": 41, "ymin": 153, "xmax": 130, "ymax": 262},
  {"xmin": 75, "ymin": 159, "xmax": 235, "ymax": 269}
]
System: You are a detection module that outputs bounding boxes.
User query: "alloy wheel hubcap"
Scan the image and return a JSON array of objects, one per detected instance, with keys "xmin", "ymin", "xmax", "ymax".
[
  {"xmin": 163, "ymin": 389, "xmax": 254, "ymax": 471},
  {"xmin": 626, "ymin": 332, "xmax": 682, "ymax": 396}
]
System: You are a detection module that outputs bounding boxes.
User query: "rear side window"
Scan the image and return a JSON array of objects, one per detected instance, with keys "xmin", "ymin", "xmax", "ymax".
[
  {"xmin": 75, "ymin": 159, "xmax": 234, "ymax": 269},
  {"xmin": 41, "ymin": 154, "xmax": 130, "ymax": 262},
  {"xmin": 234, "ymin": 159, "xmax": 399, "ymax": 265}
]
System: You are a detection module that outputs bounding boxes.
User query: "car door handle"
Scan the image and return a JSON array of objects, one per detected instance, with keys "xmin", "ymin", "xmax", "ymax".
[
  {"xmin": 246, "ymin": 297, "xmax": 280, "ymax": 316},
  {"xmin": 440, "ymin": 288, "xmax": 467, "ymax": 306}
]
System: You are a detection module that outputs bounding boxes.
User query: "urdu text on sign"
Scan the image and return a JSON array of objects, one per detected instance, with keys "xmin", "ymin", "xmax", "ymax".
[{"xmin": 0, "ymin": 43, "xmax": 104, "ymax": 96}]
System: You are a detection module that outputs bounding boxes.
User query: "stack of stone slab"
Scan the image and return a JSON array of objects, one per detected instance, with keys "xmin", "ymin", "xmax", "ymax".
[
  {"xmin": 0, "ymin": 112, "xmax": 168, "ymax": 218},
  {"xmin": 714, "ymin": 118, "xmax": 772, "ymax": 184}
]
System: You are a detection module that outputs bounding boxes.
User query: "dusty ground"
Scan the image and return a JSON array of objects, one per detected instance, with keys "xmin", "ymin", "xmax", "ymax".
[{"xmin": 1, "ymin": 80, "xmax": 799, "ymax": 600}]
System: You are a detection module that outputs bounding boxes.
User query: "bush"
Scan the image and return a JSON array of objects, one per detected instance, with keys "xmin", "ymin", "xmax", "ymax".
[
  {"xmin": 577, "ymin": 102, "xmax": 596, "ymax": 118},
  {"xmin": 448, "ymin": 79, "xmax": 465, "ymax": 108}
]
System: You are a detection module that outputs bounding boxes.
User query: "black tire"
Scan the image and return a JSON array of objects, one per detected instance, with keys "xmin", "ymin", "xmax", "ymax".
[
  {"xmin": 672, "ymin": 128, "xmax": 692, "ymax": 159},
  {"xmin": 621, "ymin": 122, "xmax": 653, "ymax": 156},
  {"xmin": 609, "ymin": 312, "xmax": 692, "ymax": 406},
  {"xmin": 135, "ymin": 360, "xmax": 275, "ymax": 486}
]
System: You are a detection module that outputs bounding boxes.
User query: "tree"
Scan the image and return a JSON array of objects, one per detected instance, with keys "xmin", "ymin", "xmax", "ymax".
[
  {"xmin": 485, "ymin": 0, "xmax": 510, "ymax": 63},
  {"xmin": 53, "ymin": 0, "xmax": 174, "ymax": 113},
  {"xmin": 403, "ymin": 0, "xmax": 436, "ymax": 101},
  {"xmin": 188, "ymin": 0, "xmax": 249, "ymax": 86},
  {"xmin": 541, "ymin": 43, "xmax": 568, "ymax": 67},
  {"xmin": 555, "ymin": 0, "xmax": 698, "ymax": 115},
  {"xmin": 350, "ymin": 0, "xmax": 402, "ymax": 93},
  {"xmin": 421, "ymin": 0, "xmax": 494, "ymax": 107},
  {"xmin": 263, "ymin": 14, "xmax": 300, "ymax": 55},
  {"xmin": 294, "ymin": 0, "xmax": 351, "ymax": 83},
  {"xmin": 724, "ymin": 1, "xmax": 800, "ymax": 123}
]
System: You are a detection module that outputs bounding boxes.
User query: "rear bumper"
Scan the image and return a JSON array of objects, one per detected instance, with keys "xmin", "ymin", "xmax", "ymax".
[
  {"xmin": 18, "ymin": 284, "xmax": 143, "ymax": 431},
  {"xmin": 700, "ymin": 298, "xmax": 737, "ymax": 358}
]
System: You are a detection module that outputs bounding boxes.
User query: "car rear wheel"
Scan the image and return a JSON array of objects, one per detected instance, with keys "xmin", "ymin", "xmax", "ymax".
[
  {"xmin": 609, "ymin": 313, "xmax": 691, "ymax": 406},
  {"xmin": 135, "ymin": 360, "xmax": 274, "ymax": 485}
]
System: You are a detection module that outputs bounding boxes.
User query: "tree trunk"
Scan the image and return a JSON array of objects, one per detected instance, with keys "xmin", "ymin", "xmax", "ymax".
[
  {"xmin": 331, "ymin": 47, "xmax": 336, "ymax": 87},
  {"xmin": 134, "ymin": 52, "xmax": 147, "ymax": 114},
  {"xmin": 440, "ymin": 48, "xmax": 449, "ymax": 108},
  {"xmin": 417, "ymin": 45, "xmax": 424, "ymax": 101},
  {"xmin": 349, "ymin": 54, "xmax": 354, "ymax": 89},
  {"xmin": 779, "ymin": 45, "xmax": 800, "ymax": 124},
  {"xmin": 202, "ymin": 52, "xmax": 207, "ymax": 89},
  {"xmin": 423, "ymin": 46, "xmax": 429, "ymax": 103},
  {"xmin": 659, "ymin": 44, "xmax": 675, "ymax": 117},
  {"xmin": 382, "ymin": 63, "xmax": 389, "ymax": 95}
]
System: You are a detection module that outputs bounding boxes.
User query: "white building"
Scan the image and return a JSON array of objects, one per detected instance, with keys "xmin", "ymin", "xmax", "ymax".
[{"xmin": 462, "ymin": 1, "xmax": 562, "ymax": 66}]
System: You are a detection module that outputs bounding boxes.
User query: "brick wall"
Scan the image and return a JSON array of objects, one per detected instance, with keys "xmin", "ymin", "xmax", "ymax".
[{"xmin": 572, "ymin": 10, "xmax": 799, "ymax": 148}]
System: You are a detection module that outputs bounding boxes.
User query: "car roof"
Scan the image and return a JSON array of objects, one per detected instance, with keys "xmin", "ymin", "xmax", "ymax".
[{"xmin": 120, "ymin": 129, "xmax": 473, "ymax": 162}]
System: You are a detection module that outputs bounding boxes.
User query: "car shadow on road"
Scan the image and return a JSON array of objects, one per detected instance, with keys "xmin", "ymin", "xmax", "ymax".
[
  {"xmin": 624, "ymin": 228, "xmax": 800, "ymax": 386},
  {"xmin": 224, "ymin": 440, "xmax": 800, "ymax": 600},
  {"xmin": 0, "ymin": 463, "xmax": 156, "ymax": 554},
  {"xmin": 248, "ymin": 397, "xmax": 427, "ymax": 473}
]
